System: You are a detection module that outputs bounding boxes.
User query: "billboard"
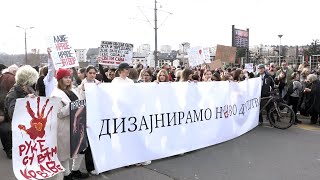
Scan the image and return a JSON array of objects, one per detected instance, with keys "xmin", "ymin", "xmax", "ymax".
[{"xmin": 232, "ymin": 26, "xmax": 249, "ymax": 48}]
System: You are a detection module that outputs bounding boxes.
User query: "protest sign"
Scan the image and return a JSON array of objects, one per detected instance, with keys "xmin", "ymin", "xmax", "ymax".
[
  {"xmin": 12, "ymin": 97, "xmax": 63, "ymax": 180},
  {"xmin": 215, "ymin": 45, "xmax": 237, "ymax": 63},
  {"xmin": 187, "ymin": 46, "xmax": 204, "ymax": 67},
  {"xmin": 209, "ymin": 59, "xmax": 223, "ymax": 70},
  {"xmin": 203, "ymin": 47, "xmax": 211, "ymax": 63},
  {"xmin": 70, "ymin": 100, "xmax": 88, "ymax": 158},
  {"xmin": 245, "ymin": 63, "xmax": 254, "ymax": 73},
  {"xmin": 98, "ymin": 41, "xmax": 133, "ymax": 66},
  {"xmin": 48, "ymin": 34, "xmax": 79, "ymax": 70},
  {"xmin": 85, "ymin": 78, "xmax": 261, "ymax": 173}
]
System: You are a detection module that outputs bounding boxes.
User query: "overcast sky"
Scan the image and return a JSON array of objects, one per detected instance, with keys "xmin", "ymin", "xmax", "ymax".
[{"xmin": 0, "ymin": 0, "xmax": 319, "ymax": 54}]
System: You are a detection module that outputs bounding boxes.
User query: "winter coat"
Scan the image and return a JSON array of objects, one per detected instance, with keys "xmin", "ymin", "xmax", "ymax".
[
  {"xmin": 256, "ymin": 73, "xmax": 274, "ymax": 97},
  {"xmin": 4, "ymin": 85, "xmax": 35, "ymax": 122},
  {"xmin": 290, "ymin": 80, "xmax": 302, "ymax": 98},
  {"xmin": 276, "ymin": 68, "xmax": 294, "ymax": 84},
  {"xmin": 50, "ymin": 87, "xmax": 79, "ymax": 161},
  {"xmin": 36, "ymin": 76, "xmax": 46, "ymax": 96},
  {"xmin": 307, "ymin": 80, "xmax": 320, "ymax": 114},
  {"xmin": 0, "ymin": 72, "xmax": 15, "ymax": 93},
  {"xmin": 0, "ymin": 72, "xmax": 15, "ymax": 113},
  {"xmin": 78, "ymin": 78, "xmax": 98, "ymax": 100}
]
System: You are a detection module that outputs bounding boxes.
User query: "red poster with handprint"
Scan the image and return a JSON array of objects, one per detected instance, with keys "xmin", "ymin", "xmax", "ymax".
[{"xmin": 12, "ymin": 97, "xmax": 64, "ymax": 180}]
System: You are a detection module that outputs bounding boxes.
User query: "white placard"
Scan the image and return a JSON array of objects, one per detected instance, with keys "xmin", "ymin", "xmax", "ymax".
[
  {"xmin": 98, "ymin": 41, "xmax": 133, "ymax": 66},
  {"xmin": 47, "ymin": 34, "xmax": 79, "ymax": 70},
  {"xmin": 203, "ymin": 47, "xmax": 211, "ymax": 63},
  {"xmin": 245, "ymin": 63, "xmax": 254, "ymax": 73},
  {"xmin": 12, "ymin": 97, "xmax": 64, "ymax": 180},
  {"xmin": 187, "ymin": 46, "xmax": 204, "ymax": 67}
]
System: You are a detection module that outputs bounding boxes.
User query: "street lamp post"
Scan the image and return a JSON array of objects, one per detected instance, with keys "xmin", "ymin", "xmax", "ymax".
[
  {"xmin": 182, "ymin": 43, "xmax": 186, "ymax": 66},
  {"xmin": 16, "ymin": 26, "xmax": 34, "ymax": 65},
  {"xmin": 278, "ymin": 34, "xmax": 283, "ymax": 66}
]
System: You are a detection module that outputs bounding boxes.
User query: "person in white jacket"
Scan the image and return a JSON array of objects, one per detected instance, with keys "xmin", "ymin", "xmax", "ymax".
[
  {"xmin": 50, "ymin": 68, "xmax": 89, "ymax": 180},
  {"xmin": 112, "ymin": 63, "xmax": 151, "ymax": 166},
  {"xmin": 44, "ymin": 48, "xmax": 57, "ymax": 98},
  {"xmin": 78, "ymin": 66, "xmax": 99, "ymax": 100},
  {"xmin": 77, "ymin": 65, "xmax": 100, "ymax": 175}
]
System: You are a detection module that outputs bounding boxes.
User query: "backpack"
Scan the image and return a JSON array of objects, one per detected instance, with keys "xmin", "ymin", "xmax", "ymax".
[{"xmin": 287, "ymin": 81, "xmax": 297, "ymax": 95}]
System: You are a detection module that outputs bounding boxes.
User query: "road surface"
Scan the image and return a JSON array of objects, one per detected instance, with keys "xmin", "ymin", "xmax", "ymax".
[{"xmin": 1, "ymin": 120, "xmax": 320, "ymax": 180}]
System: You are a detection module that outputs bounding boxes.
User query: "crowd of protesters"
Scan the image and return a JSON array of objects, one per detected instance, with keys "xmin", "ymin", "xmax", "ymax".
[{"xmin": 1, "ymin": 49, "xmax": 320, "ymax": 179}]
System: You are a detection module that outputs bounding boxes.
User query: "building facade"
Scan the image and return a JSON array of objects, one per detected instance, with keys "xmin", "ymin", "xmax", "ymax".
[
  {"xmin": 160, "ymin": 45, "xmax": 172, "ymax": 53},
  {"xmin": 75, "ymin": 49, "xmax": 88, "ymax": 62}
]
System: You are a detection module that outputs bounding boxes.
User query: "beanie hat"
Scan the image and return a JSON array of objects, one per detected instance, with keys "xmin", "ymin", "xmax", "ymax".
[{"xmin": 56, "ymin": 68, "xmax": 71, "ymax": 80}]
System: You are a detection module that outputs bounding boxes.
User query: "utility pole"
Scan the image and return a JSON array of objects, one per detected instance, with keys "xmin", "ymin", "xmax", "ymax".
[
  {"xmin": 133, "ymin": 1, "xmax": 171, "ymax": 68},
  {"xmin": 154, "ymin": 0, "xmax": 158, "ymax": 68},
  {"xmin": 181, "ymin": 42, "xmax": 187, "ymax": 67},
  {"xmin": 278, "ymin": 34, "xmax": 283, "ymax": 66},
  {"xmin": 24, "ymin": 30, "xmax": 27, "ymax": 64},
  {"xmin": 246, "ymin": 28, "xmax": 249, "ymax": 64},
  {"xmin": 16, "ymin": 26, "xmax": 34, "ymax": 65}
]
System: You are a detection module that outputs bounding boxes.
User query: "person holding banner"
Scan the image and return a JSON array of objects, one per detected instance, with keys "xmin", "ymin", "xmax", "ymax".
[
  {"xmin": 78, "ymin": 66, "xmax": 100, "ymax": 100},
  {"xmin": 138, "ymin": 69, "xmax": 153, "ymax": 83},
  {"xmin": 180, "ymin": 68, "xmax": 194, "ymax": 82},
  {"xmin": 212, "ymin": 72, "xmax": 222, "ymax": 81},
  {"xmin": 50, "ymin": 68, "xmax": 89, "ymax": 180},
  {"xmin": 155, "ymin": 69, "xmax": 170, "ymax": 83},
  {"xmin": 112, "ymin": 62, "xmax": 151, "ymax": 166},
  {"xmin": 202, "ymin": 70, "xmax": 213, "ymax": 82},
  {"xmin": 137, "ymin": 69, "xmax": 146, "ymax": 82},
  {"xmin": 3, "ymin": 65, "xmax": 39, "ymax": 159},
  {"xmin": 129, "ymin": 68, "xmax": 139, "ymax": 83},
  {"xmin": 233, "ymin": 69, "xmax": 244, "ymax": 82},
  {"xmin": 175, "ymin": 69, "xmax": 183, "ymax": 82},
  {"xmin": 78, "ymin": 65, "xmax": 101, "ymax": 175},
  {"xmin": 111, "ymin": 63, "xmax": 134, "ymax": 83}
]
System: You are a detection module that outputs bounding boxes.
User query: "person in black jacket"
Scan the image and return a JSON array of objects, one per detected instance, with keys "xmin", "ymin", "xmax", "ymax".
[
  {"xmin": 304, "ymin": 74, "xmax": 320, "ymax": 125},
  {"xmin": 256, "ymin": 64, "xmax": 274, "ymax": 125},
  {"xmin": 36, "ymin": 66, "xmax": 48, "ymax": 96}
]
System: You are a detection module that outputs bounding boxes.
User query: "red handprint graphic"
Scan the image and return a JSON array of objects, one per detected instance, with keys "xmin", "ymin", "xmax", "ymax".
[{"xmin": 18, "ymin": 97, "xmax": 53, "ymax": 140}]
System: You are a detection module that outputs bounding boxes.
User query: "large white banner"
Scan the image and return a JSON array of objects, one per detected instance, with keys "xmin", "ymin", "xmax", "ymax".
[
  {"xmin": 85, "ymin": 78, "xmax": 262, "ymax": 173},
  {"xmin": 12, "ymin": 97, "xmax": 64, "ymax": 180}
]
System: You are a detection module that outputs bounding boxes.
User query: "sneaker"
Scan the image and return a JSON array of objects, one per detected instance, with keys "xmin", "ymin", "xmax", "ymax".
[
  {"xmin": 136, "ymin": 161, "xmax": 152, "ymax": 166},
  {"xmin": 63, "ymin": 174, "xmax": 73, "ymax": 180},
  {"xmin": 71, "ymin": 170, "xmax": 89, "ymax": 179},
  {"xmin": 141, "ymin": 160, "xmax": 151, "ymax": 166},
  {"xmin": 89, "ymin": 170, "xmax": 99, "ymax": 176}
]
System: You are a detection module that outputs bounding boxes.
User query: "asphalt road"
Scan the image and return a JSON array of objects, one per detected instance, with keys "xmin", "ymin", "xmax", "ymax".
[{"xmin": 1, "ymin": 120, "xmax": 320, "ymax": 180}]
